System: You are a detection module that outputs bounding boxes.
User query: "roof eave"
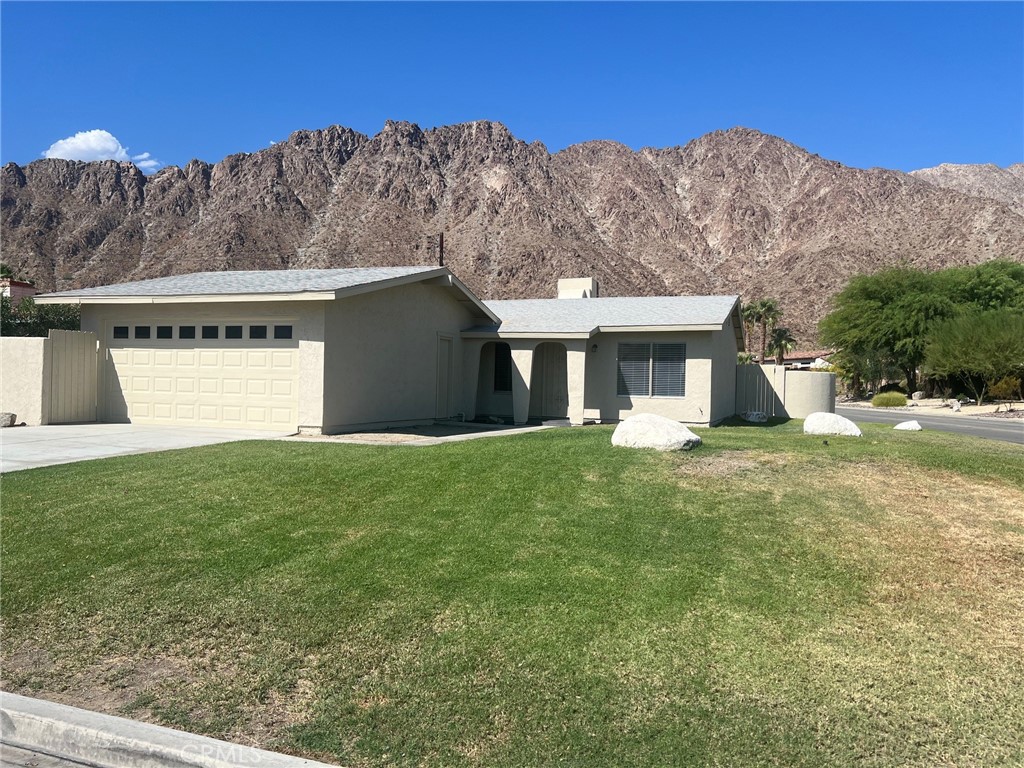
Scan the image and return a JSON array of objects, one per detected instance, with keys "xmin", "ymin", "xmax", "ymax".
[{"xmin": 33, "ymin": 291, "xmax": 338, "ymax": 305}]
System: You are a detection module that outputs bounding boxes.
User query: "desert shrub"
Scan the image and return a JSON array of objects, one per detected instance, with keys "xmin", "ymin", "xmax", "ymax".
[
  {"xmin": 989, "ymin": 375, "xmax": 1022, "ymax": 402},
  {"xmin": 871, "ymin": 392, "xmax": 907, "ymax": 408}
]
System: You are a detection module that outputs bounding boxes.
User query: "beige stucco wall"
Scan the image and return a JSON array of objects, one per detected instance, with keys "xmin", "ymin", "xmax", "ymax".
[
  {"xmin": 81, "ymin": 301, "xmax": 325, "ymax": 430},
  {"xmin": 708, "ymin": 320, "xmax": 740, "ymax": 423},
  {"xmin": 0, "ymin": 337, "xmax": 50, "ymax": 425},
  {"xmin": 583, "ymin": 331, "xmax": 716, "ymax": 424},
  {"xmin": 782, "ymin": 370, "xmax": 836, "ymax": 418},
  {"xmin": 322, "ymin": 282, "xmax": 477, "ymax": 432}
]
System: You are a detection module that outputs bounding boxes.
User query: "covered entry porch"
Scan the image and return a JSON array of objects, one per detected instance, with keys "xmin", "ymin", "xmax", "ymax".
[{"xmin": 463, "ymin": 338, "xmax": 588, "ymax": 425}]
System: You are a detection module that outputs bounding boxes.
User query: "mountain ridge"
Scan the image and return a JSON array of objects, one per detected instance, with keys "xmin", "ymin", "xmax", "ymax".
[{"xmin": 3, "ymin": 121, "xmax": 1022, "ymax": 343}]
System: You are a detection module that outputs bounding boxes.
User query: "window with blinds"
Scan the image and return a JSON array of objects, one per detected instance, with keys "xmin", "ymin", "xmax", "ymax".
[{"xmin": 617, "ymin": 342, "xmax": 686, "ymax": 397}]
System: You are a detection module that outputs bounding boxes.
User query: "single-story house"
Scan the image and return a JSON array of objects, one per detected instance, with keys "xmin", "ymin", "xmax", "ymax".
[{"xmin": 34, "ymin": 268, "xmax": 744, "ymax": 433}]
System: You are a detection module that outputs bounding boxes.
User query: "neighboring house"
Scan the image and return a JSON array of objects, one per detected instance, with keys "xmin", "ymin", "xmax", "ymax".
[
  {"xmin": 1, "ymin": 278, "xmax": 39, "ymax": 302},
  {"xmin": 34, "ymin": 268, "xmax": 744, "ymax": 433},
  {"xmin": 766, "ymin": 349, "xmax": 835, "ymax": 369}
]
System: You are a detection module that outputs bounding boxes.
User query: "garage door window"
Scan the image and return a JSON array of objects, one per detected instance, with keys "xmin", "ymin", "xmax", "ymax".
[
  {"xmin": 274, "ymin": 325, "xmax": 293, "ymax": 340},
  {"xmin": 157, "ymin": 326, "xmax": 173, "ymax": 339},
  {"xmin": 225, "ymin": 325, "xmax": 243, "ymax": 339},
  {"xmin": 113, "ymin": 326, "xmax": 129, "ymax": 339},
  {"xmin": 249, "ymin": 325, "xmax": 267, "ymax": 339},
  {"xmin": 179, "ymin": 326, "xmax": 196, "ymax": 339},
  {"xmin": 202, "ymin": 326, "xmax": 219, "ymax": 340},
  {"xmin": 134, "ymin": 326, "xmax": 151, "ymax": 340}
]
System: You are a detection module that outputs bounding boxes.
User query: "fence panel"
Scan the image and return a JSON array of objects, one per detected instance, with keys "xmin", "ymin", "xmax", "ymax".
[{"xmin": 47, "ymin": 330, "xmax": 98, "ymax": 423}]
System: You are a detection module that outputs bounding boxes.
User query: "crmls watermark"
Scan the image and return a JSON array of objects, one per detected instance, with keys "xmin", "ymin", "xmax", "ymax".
[{"xmin": 180, "ymin": 742, "xmax": 265, "ymax": 762}]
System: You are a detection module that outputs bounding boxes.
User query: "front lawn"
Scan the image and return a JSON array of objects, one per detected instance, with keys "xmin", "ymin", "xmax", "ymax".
[{"xmin": 2, "ymin": 423, "xmax": 1023, "ymax": 766}]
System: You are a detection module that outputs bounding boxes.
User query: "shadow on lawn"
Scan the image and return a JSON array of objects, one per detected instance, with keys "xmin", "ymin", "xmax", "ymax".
[{"xmin": 713, "ymin": 416, "xmax": 794, "ymax": 428}]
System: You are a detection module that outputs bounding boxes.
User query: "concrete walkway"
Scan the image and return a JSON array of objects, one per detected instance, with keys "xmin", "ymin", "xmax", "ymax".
[
  {"xmin": 0, "ymin": 691, "xmax": 336, "ymax": 767},
  {"xmin": 0, "ymin": 424, "xmax": 292, "ymax": 473}
]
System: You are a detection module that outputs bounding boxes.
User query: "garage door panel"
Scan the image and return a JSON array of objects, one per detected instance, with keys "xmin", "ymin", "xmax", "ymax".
[{"xmin": 106, "ymin": 333, "xmax": 298, "ymax": 431}]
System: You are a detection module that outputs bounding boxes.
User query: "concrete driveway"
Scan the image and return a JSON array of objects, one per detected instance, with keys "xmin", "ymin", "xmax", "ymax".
[{"xmin": 0, "ymin": 424, "xmax": 292, "ymax": 473}]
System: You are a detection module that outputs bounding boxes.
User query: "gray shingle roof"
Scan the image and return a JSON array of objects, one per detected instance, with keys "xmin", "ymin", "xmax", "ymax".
[
  {"xmin": 38, "ymin": 266, "xmax": 442, "ymax": 298},
  {"xmin": 479, "ymin": 296, "xmax": 740, "ymax": 334}
]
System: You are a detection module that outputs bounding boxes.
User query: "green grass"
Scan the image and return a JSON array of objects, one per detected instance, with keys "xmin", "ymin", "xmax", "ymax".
[{"xmin": 3, "ymin": 422, "xmax": 1023, "ymax": 766}]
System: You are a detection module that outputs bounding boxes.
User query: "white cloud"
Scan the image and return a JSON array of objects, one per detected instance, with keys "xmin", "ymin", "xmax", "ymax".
[{"xmin": 42, "ymin": 129, "xmax": 162, "ymax": 173}]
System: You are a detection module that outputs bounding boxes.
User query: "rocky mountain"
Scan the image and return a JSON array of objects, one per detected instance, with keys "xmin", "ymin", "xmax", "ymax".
[
  {"xmin": 910, "ymin": 162, "xmax": 1024, "ymax": 217},
  {"xmin": 4, "ymin": 121, "xmax": 1023, "ymax": 344}
]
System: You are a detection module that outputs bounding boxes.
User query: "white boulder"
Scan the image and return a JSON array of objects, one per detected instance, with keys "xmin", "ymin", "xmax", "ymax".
[
  {"xmin": 894, "ymin": 420, "xmax": 922, "ymax": 431},
  {"xmin": 612, "ymin": 413, "xmax": 702, "ymax": 451},
  {"xmin": 741, "ymin": 411, "xmax": 768, "ymax": 423},
  {"xmin": 803, "ymin": 412, "xmax": 862, "ymax": 437}
]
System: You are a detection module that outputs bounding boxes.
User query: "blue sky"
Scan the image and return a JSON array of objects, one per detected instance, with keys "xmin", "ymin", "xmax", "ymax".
[{"xmin": 1, "ymin": 2, "xmax": 1021, "ymax": 173}]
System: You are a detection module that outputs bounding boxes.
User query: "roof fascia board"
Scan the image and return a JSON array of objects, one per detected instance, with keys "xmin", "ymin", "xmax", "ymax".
[
  {"xmin": 461, "ymin": 331, "xmax": 592, "ymax": 340},
  {"xmin": 596, "ymin": 324, "xmax": 722, "ymax": 333},
  {"xmin": 34, "ymin": 292, "xmax": 337, "ymax": 305}
]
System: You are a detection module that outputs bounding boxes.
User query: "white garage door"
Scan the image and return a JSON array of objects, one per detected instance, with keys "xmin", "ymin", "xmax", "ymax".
[{"xmin": 104, "ymin": 320, "xmax": 299, "ymax": 431}]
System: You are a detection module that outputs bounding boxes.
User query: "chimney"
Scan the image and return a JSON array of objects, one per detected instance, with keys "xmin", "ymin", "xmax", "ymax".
[{"xmin": 557, "ymin": 277, "xmax": 599, "ymax": 299}]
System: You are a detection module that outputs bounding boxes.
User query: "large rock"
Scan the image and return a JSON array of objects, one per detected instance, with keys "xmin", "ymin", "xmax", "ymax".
[
  {"xmin": 612, "ymin": 413, "xmax": 702, "ymax": 451},
  {"xmin": 0, "ymin": 412, "xmax": 16, "ymax": 428},
  {"xmin": 894, "ymin": 420, "xmax": 923, "ymax": 431},
  {"xmin": 803, "ymin": 412, "xmax": 862, "ymax": 437}
]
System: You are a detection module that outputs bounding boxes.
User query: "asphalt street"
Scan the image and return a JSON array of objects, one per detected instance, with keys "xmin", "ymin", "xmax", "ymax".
[{"xmin": 836, "ymin": 406, "xmax": 1023, "ymax": 445}]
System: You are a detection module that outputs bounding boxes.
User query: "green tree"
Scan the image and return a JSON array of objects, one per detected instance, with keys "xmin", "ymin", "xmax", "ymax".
[
  {"xmin": 819, "ymin": 267, "xmax": 957, "ymax": 393},
  {"xmin": 768, "ymin": 326, "xmax": 796, "ymax": 365},
  {"xmin": 923, "ymin": 309, "xmax": 1024, "ymax": 406},
  {"xmin": 1, "ymin": 296, "xmax": 81, "ymax": 337}
]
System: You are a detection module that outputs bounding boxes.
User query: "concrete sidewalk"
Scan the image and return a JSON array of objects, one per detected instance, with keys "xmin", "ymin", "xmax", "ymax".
[
  {"xmin": 0, "ymin": 424, "xmax": 292, "ymax": 473},
  {"xmin": 0, "ymin": 692, "xmax": 336, "ymax": 768}
]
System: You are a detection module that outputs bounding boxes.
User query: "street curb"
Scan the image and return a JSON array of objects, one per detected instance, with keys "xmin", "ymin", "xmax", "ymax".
[{"xmin": 0, "ymin": 691, "xmax": 339, "ymax": 768}]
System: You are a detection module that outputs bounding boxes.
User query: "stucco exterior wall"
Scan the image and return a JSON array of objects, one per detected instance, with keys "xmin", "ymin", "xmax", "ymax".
[
  {"xmin": 583, "ymin": 330, "xmax": 717, "ymax": 424},
  {"xmin": 322, "ymin": 282, "xmax": 477, "ymax": 432},
  {"xmin": 708, "ymin": 321, "xmax": 740, "ymax": 423},
  {"xmin": 782, "ymin": 370, "xmax": 836, "ymax": 418},
  {"xmin": 0, "ymin": 337, "xmax": 50, "ymax": 425}
]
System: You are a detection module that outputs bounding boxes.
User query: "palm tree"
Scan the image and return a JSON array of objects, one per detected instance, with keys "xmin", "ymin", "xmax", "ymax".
[
  {"xmin": 769, "ymin": 326, "xmax": 797, "ymax": 366},
  {"xmin": 740, "ymin": 302, "xmax": 758, "ymax": 353},
  {"xmin": 742, "ymin": 298, "xmax": 783, "ymax": 362}
]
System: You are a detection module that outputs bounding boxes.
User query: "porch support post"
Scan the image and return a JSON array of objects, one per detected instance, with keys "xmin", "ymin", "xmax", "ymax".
[
  {"xmin": 460, "ymin": 339, "xmax": 484, "ymax": 421},
  {"xmin": 565, "ymin": 340, "xmax": 587, "ymax": 426},
  {"xmin": 510, "ymin": 345, "xmax": 535, "ymax": 426}
]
